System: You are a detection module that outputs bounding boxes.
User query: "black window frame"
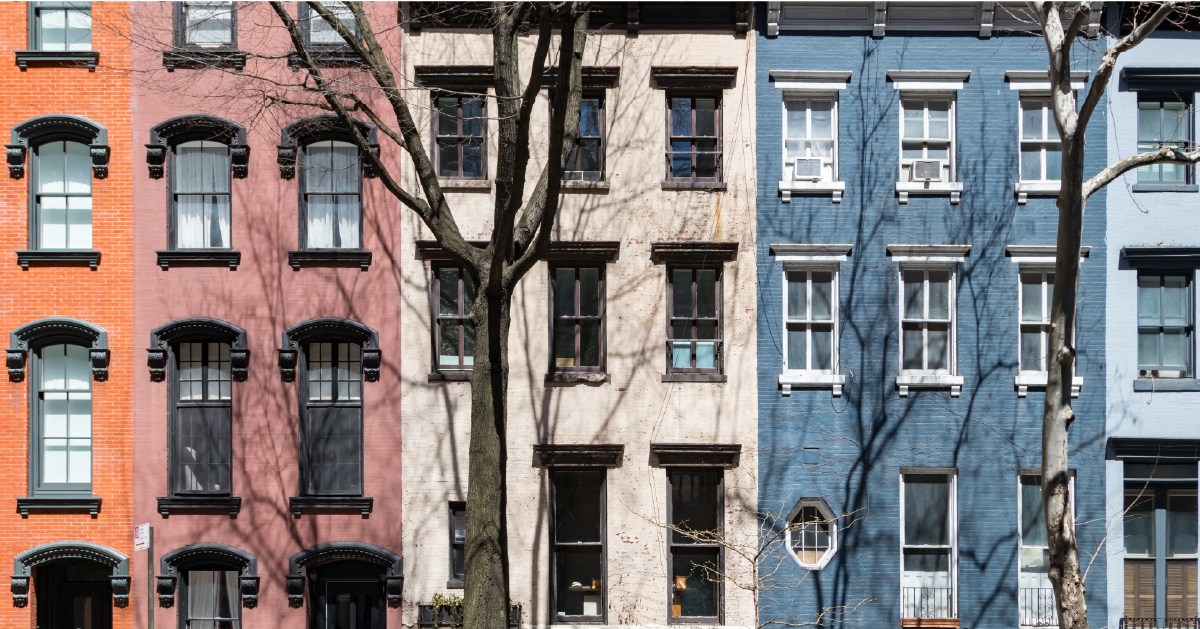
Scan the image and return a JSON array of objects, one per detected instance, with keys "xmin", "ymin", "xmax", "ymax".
[
  {"xmin": 665, "ymin": 265, "xmax": 724, "ymax": 375},
  {"xmin": 433, "ymin": 91, "xmax": 488, "ymax": 180},
  {"xmin": 550, "ymin": 468, "xmax": 607, "ymax": 624},
  {"xmin": 666, "ymin": 468, "xmax": 724, "ymax": 625},
  {"xmin": 30, "ymin": 139, "xmax": 94, "ymax": 252},
  {"xmin": 173, "ymin": 1, "xmax": 238, "ymax": 51},
  {"xmin": 1137, "ymin": 92, "xmax": 1195, "ymax": 185},
  {"xmin": 1137, "ymin": 269, "xmax": 1195, "ymax": 377},
  {"xmin": 180, "ymin": 567, "xmax": 242, "ymax": 629},
  {"xmin": 558, "ymin": 90, "xmax": 607, "ymax": 182},
  {"xmin": 297, "ymin": 0, "xmax": 360, "ymax": 49},
  {"xmin": 299, "ymin": 340, "xmax": 365, "ymax": 497},
  {"xmin": 1122, "ymin": 463, "xmax": 1199, "ymax": 621},
  {"xmin": 448, "ymin": 501, "xmax": 466, "ymax": 588},
  {"xmin": 298, "ymin": 138, "xmax": 364, "ymax": 251},
  {"xmin": 30, "ymin": 342, "xmax": 94, "ymax": 497},
  {"xmin": 665, "ymin": 92, "xmax": 722, "ymax": 183},
  {"xmin": 29, "ymin": 1, "xmax": 92, "ymax": 52},
  {"xmin": 168, "ymin": 139, "xmax": 234, "ymax": 251},
  {"xmin": 549, "ymin": 263, "xmax": 606, "ymax": 374},
  {"xmin": 169, "ymin": 341, "xmax": 234, "ymax": 498},
  {"xmin": 433, "ymin": 262, "xmax": 476, "ymax": 374}
]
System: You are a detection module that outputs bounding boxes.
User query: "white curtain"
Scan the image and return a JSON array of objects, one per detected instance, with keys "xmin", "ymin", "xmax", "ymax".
[
  {"xmin": 305, "ymin": 141, "xmax": 360, "ymax": 248},
  {"xmin": 37, "ymin": 142, "xmax": 92, "ymax": 249},
  {"xmin": 186, "ymin": 570, "xmax": 240, "ymax": 628},
  {"xmin": 176, "ymin": 141, "xmax": 231, "ymax": 248}
]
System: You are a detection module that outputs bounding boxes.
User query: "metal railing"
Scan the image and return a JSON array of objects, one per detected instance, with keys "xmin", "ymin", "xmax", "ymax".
[
  {"xmin": 664, "ymin": 151, "xmax": 723, "ymax": 183},
  {"xmin": 666, "ymin": 338, "xmax": 723, "ymax": 371},
  {"xmin": 1019, "ymin": 588, "xmax": 1058, "ymax": 627},
  {"xmin": 901, "ymin": 587, "xmax": 956, "ymax": 619},
  {"xmin": 1120, "ymin": 618, "xmax": 1200, "ymax": 629}
]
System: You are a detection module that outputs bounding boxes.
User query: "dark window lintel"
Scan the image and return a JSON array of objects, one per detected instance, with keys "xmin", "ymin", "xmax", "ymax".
[
  {"xmin": 156, "ymin": 496, "xmax": 242, "ymax": 517},
  {"xmin": 14, "ymin": 50, "xmax": 99, "ymax": 71},
  {"xmin": 651, "ymin": 66, "xmax": 737, "ymax": 90},
  {"xmin": 288, "ymin": 496, "xmax": 374, "ymax": 517},
  {"xmin": 1123, "ymin": 247, "xmax": 1200, "ymax": 267},
  {"xmin": 288, "ymin": 249, "xmax": 372, "ymax": 271},
  {"xmin": 650, "ymin": 242, "xmax": 738, "ymax": 265},
  {"xmin": 533, "ymin": 443, "xmax": 625, "ymax": 468},
  {"xmin": 157, "ymin": 250, "xmax": 241, "ymax": 270},
  {"xmin": 16, "ymin": 249, "xmax": 101, "ymax": 270},
  {"xmin": 651, "ymin": 443, "xmax": 741, "ymax": 468},
  {"xmin": 17, "ymin": 496, "xmax": 101, "ymax": 516}
]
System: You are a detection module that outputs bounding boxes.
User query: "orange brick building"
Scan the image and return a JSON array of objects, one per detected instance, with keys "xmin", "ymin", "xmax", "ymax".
[{"xmin": 0, "ymin": 2, "xmax": 133, "ymax": 628}]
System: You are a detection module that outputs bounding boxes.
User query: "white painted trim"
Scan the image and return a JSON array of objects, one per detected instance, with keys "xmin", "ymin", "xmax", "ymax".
[
  {"xmin": 888, "ymin": 244, "xmax": 971, "ymax": 260},
  {"xmin": 772, "ymin": 70, "xmax": 852, "ymax": 92},
  {"xmin": 780, "ymin": 265, "xmax": 841, "ymax": 397},
  {"xmin": 1007, "ymin": 244, "xmax": 1091, "ymax": 265},
  {"xmin": 888, "ymin": 70, "xmax": 970, "ymax": 92},
  {"xmin": 1014, "ymin": 373, "xmax": 1083, "ymax": 398},
  {"xmin": 1006, "ymin": 70, "xmax": 1088, "ymax": 91},
  {"xmin": 771, "ymin": 243, "xmax": 853, "ymax": 259},
  {"xmin": 899, "ymin": 470, "xmax": 959, "ymax": 620},
  {"xmin": 784, "ymin": 497, "xmax": 839, "ymax": 571}
]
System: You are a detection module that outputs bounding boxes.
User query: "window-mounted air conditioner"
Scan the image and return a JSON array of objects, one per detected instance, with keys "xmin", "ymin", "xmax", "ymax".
[
  {"xmin": 792, "ymin": 158, "xmax": 823, "ymax": 182},
  {"xmin": 911, "ymin": 159, "xmax": 943, "ymax": 182}
]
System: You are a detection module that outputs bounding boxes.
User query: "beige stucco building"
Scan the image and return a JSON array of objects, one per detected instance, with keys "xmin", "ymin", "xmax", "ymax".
[{"xmin": 398, "ymin": 3, "xmax": 758, "ymax": 627}]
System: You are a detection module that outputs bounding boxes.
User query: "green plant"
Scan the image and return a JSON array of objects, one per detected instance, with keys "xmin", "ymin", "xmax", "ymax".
[{"xmin": 428, "ymin": 592, "xmax": 464, "ymax": 628}]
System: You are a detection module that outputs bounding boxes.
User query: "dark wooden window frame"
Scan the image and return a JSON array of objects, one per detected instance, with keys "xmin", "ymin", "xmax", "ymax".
[
  {"xmin": 433, "ymin": 90, "xmax": 489, "ymax": 180},
  {"xmin": 299, "ymin": 340, "xmax": 364, "ymax": 497},
  {"xmin": 432, "ymin": 262, "xmax": 476, "ymax": 375},
  {"xmin": 666, "ymin": 468, "xmax": 724, "ymax": 625},
  {"xmin": 173, "ymin": 1, "xmax": 239, "ymax": 51},
  {"xmin": 448, "ymin": 501, "xmax": 466, "ymax": 588},
  {"xmin": 299, "ymin": 140, "xmax": 364, "ymax": 251},
  {"xmin": 286, "ymin": 1, "xmax": 363, "ymax": 71},
  {"xmin": 1136, "ymin": 91, "xmax": 1195, "ymax": 186},
  {"xmin": 549, "ymin": 263, "xmax": 607, "ymax": 375},
  {"xmin": 665, "ymin": 92, "xmax": 723, "ymax": 183},
  {"xmin": 1137, "ymin": 268, "xmax": 1195, "ymax": 377},
  {"xmin": 550, "ymin": 468, "xmax": 607, "ymax": 624},
  {"xmin": 1122, "ymin": 462, "xmax": 1199, "ymax": 621},
  {"xmin": 651, "ymin": 242, "xmax": 737, "ymax": 382},
  {"xmin": 552, "ymin": 89, "xmax": 607, "ymax": 181},
  {"xmin": 665, "ymin": 264, "xmax": 723, "ymax": 375}
]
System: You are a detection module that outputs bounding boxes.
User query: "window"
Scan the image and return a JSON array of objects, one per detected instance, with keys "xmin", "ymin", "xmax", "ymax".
[
  {"xmin": 786, "ymin": 498, "xmax": 837, "ymax": 570},
  {"xmin": 1138, "ymin": 271, "xmax": 1193, "ymax": 378},
  {"xmin": 564, "ymin": 94, "xmax": 605, "ymax": 181},
  {"xmin": 1019, "ymin": 98, "xmax": 1062, "ymax": 183},
  {"xmin": 302, "ymin": 0, "xmax": 357, "ymax": 45},
  {"xmin": 552, "ymin": 266, "xmax": 604, "ymax": 372},
  {"xmin": 1138, "ymin": 96, "xmax": 1193, "ymax": 184},
  {"xmin": 668, "ymin": 469, "xmax": 722, "ymax": 623},
  {"xmin": 183, "ymin": 570, "xmax": 240, "ymax": 629},
  {"xmin": 784, "ymin": 269, "xmax": 836, "ymax": 373},
  {"xmin": 1019, "ymin": 475, "xmax": 1055, "ymax": 628},
  {"xmin": 302, "ymin": 140, "xmax": 361, "ymax": 249},
  {"xmin": 435, "ymin": 265, "xmax": 476, "ymax": 372},
  {"xmin": 901, "ymin": 471, "xmax": 957, "ymax": 620},
  {"xmin": 900, "ymin": 98, "xmax": 955, "ymax": 182},
  {"xmin": 173, "ymin": 342, "xmax": 232, "ymax": 495},
  {"xmin": 449, "ymin": 502, "xmax": 466, "ymax": 586},
  {"xmin": 34, "ymin": 140, "xmax": 92, "ymax": 250},
  {"xmin": 435, "ymin": 94, "xmax": 486, "ymax": 179},
  {"xmin": 1019, "ymin": 270, "xmax": 1055, "ymax": 373},
  {"xmin": 32, "ymin": 2, "xmax": 91, "ymax": 51},
  {"xmin": 900, "ymin": 268, "xmax": 955, "ymax": 374},
  {"xmin": 180, "ymin": 1, "xmax": 234, "ymax": 48},
  {"xmin": 35, "ymin": 344, "xmax": 92, "ymax": 493},
  {"xmin": 1124, "ymin": 463, "xmax": 1198, "ymax": 620},
  {"xmin": 783, "ymin": 98, "xmax": 836, "ymax": 183},
  {"xmin": 667, "ymin": 268, "xmax": 722, "ymax": 374},
  {"xmin": 302, "ymin": 342, "xmax": 363, "ymax": 495},
  {"xmin": 552, "ymin": 470, "xmax": 605, "ymax": 622},
  {"xmin": 667, "ymin": 95, "xmax": 721, "ymax": 182},
  {"xmin": 173, "ymin": 141, "xmax": 232, "ymax": 250}
]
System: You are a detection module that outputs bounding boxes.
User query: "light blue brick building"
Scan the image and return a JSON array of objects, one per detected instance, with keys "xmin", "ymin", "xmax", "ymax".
[{"xmin": 755, "ymin": 4, "xmax": 1108, "ymax": 628}]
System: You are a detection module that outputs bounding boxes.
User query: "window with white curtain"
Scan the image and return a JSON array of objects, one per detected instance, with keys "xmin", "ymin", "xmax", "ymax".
[
  {"xmin": 37, "ymin": 344, "xmax": 92, "ymax": 491},
  {"xmin": 184, "ymin": 570, "xmax": 240, "ymax": 628},
  {"xmin": 304, "ymin": 0, "xmax": 356, "ymax": 45},
  {"xmin": 901, "ymin": 471, "xmax": 957, "ymax": 620},
  {"xmin": 173, "ymin": 140, "xmax": 231, "ymax": 250},
  {"xmin": 783, "ymin": 98, "xmax": 835, "ymax": 182},
  {"xmin": 302, "ymin": 140, "xmax": 361, "ymax": 249},
  {"xmin": 35, "ymin": 141, "xmax": 92, "ymax": 250}
]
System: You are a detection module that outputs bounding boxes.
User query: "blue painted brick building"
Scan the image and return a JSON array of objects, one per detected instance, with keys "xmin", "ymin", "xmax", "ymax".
[{"xmin": 755, "ymin": 4, "xmax": 1108, "ymax": 628}]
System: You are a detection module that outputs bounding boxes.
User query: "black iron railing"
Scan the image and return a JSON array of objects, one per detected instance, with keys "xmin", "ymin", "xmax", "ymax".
[
  {"xmin": 901, "ymin": 587, "xmax": 955, "ymax": 619},
  {"xmin": 1120, "ymin": 618, "xmax": 1200, "ymax": 629},
  {"xmin": 1019, "ymin": 588, "xmax": 1058, "ymax": 627}
]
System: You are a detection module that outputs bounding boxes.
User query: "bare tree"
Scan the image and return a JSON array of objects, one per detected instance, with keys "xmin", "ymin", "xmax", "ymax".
[{"xmin": 1035, "ymin": 3, "xmax": 1200, "ymax": 628}]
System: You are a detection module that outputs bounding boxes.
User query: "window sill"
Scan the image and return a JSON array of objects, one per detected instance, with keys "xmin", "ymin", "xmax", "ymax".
[
  {"xmin": 661, "ymin": 373, "xmax": 727, "ymax": 383},
  {"xmin": 546, "ymin": 372, "xmax": 608, "ymax": 384},
  {"xmin": 156, "ymin": 495, "xmax": 242, "ymax": 517},
  {"xmin": 661, "ymin": 181, "xmax": 728, "ymax": 191},
  {"xmin": 16, "ymin": 249, "xmax": 101, "ymax": 270},
  {"xmin": 289, "ymin": 496, "xmax": 373, "ymax": 517},
  {"xmin": 1015, "ymin": 181, "xmax": 1061, "ymax": 204},
  {"xmin": 778, "ymin": 180, "xmax": 846, "ymax": 203},
  {"xmin": 14, "ymin": 50, "xmax": 99, "ymax": 71},
  {"xmin": 1015, "ymin": 373, "xmax": 1082, "ymax": 398},
  {"xmin": 429, "ymin": 372, "xmax": 472, "ymax": 382},
  {"xmin": 17, "ymin": 496, "xmax": 101, "ymax": 516},
  {"xmin": 288, "ymin": 49, "xmax": 363, "ymax": 71},
  {"xmin": 901, "ymin": 619, "xmax": 959, "ymax": 629},
  {"xmin": 288, "ymin": 249, "xmax": 372, "ymax": 271},
  {"xmin": 561, "ymin": 180, "xmax": 610, "ymax": 191},
  {"xmin": 1133, "ymin": 378, "xmax": 1200, "ymax": 392},
  {"xmin": 439, "ymin": 179, "xmax": 492, "ymax": 191},
  {"xmin": 445, "ymin": 579, "xmax": 463, "ymax": 589},
  {"xmin": 157, "ymin": 249, "xmax": 241, "ymax": 270},
  {"xmin": 163, "ymin": 50, "xmax": 246, "ymax": 72},
  {"xmin": 896, "ymin": 373, "xmax": 963, "ymax": 397},
  {"xmin": 1132, "ymin": 183, "xmax": 1200, "ymax": 193},
  {"xmin": 778, "ymin": 373, "xmax": 845, "ymax": 397},
  {"xmin": 895, "ymin": 181, "xmax": 963, "ymax": 204}
]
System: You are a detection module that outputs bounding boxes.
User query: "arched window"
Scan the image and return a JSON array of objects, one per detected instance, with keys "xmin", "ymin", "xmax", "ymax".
[
  {"xmin": 7, "ymin": 115, "xmax": 109, "ymax": 268},
  {"xmin": 148, "ymin": 318, "xmax": 249, "ymax": 516},
  {"xmin": 284, "ymin": 541, "xmax": 402, "ymax": 614},
  {"xmin": 278, "ymin": 318, "xmax": 380, "ymax": 514},
  {"xmin": 156, "ymin": 543, "xmax": 259, "ymax": 620},
  {"xmin": 8, "ymin": 317, "xmax": 108, "ymax": 514},
  {"xmin": 10, "ymin": 541, "xmax": 130, "ymax": 611}
]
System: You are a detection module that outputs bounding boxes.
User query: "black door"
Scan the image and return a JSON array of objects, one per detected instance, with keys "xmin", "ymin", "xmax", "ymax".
[
  {"xmin": 36, "ymin": 561, "xmax": 113, "ymax": 629},
  {"xmin": 310, "ymin": 560, "xmax": 385, "ymax": 629}
]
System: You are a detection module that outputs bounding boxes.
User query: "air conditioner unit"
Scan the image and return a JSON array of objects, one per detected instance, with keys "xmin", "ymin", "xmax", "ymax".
[
  {"xmin": 792, "ymin": 158, "xmax": 823, "ymax": 182},
  {"xmin": 911, "ymin": 160, "xmax": 943, "ymax": 182}
]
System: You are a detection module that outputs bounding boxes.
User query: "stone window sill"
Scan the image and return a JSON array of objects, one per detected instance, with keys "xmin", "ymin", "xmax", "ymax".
[
  {"xmin": 163, "ymin": 49, "xmax": 247, "ymax": 72},
  {"xmin": 1015, "ymin": 373, "xmax": 1082, "ymax": 398},
  {"xmin": 1133, "ymin": 378, "xmax": 1200, "ymax": 392},
  {"xmin": 439, "ymin": 179, "xmax": 492, "ymax": 191},
  {"xmin": 289, "ymin": 496, "xmax": 373, "ymax": 517},
  {"xmin": 662, "ymin": 181, "xmax": 728, "ymax": 191},
  {"xmin": 661, "ymin": 373, "xmax": 727, "ymax": 383},
  {"xmin": 897, "ymin": 374, "xmax": 964, "ymax": 397},
  {"xmin": 561, "ymin": 180, "xmax": 609, "ymax": 191},
  {"xmin": 17, "ymin": 496, "xmax": 101, "ymax": 516},
  {"xmin": 156, "ymin": 495, "xmax": 242, "ymax": 517},
  {"xmin": 445, "ymin": 579, "xmax": 464, "ymax": 589},
  {"xmin": 17, "ymin": 249, "xmax": 101, "ymax": 270},
  {"xmin": 429, "ymin": 372, "xmax": 472, "ymax": 382},
  {"xmin": 1132, "ymin": 183, "xmax": 1200, "ymax": 193},
  {"xmin": 546, "ymin": 372, "xmax": 608, "ymax": 384},
  {"xmin": 779, "ymin": 180, "xmax": 846, "ymax": 203},
  {"xmin": 1015, "ymin": 181, "xmax": 1061, "ymax": 204},
  {"xmin": 779, "ymin": 373, "xmax": 846, "ymax": 397},
  {"xmin": 895, "ymin": 181, "xmax": 964, "ymax": 204},
  {"xmin": 15, "ymin": 50, "xmax": 99, "ymax": 71},
  {"xmin": 157, "ymin": 249, "xmax": 241, "ymax": 270},
  {"xmin": 288, "ymin": 249, "xmax": 371, "ymax": 271}
]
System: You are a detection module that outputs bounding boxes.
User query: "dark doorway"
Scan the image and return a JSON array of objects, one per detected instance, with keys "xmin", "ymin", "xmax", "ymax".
[
  {"xmin": 309, "ymin": 560, "xmax": 385, "ymax": 629},
  {"xmin": 36, "ymin": 559, "xmax": 113, "ymax": 629}
]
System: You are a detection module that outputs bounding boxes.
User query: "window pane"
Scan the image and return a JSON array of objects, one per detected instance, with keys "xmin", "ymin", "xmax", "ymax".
[
  {"xmin": 1021, "ymin": 327, "xmax": 1044, "ymax": 371},
  {"xmin": 461, "ymin": 97, "xmax": 483, "ymax": 137},
  {"xmin": 187, "ymin": 570, "xmax": 240, "ymax": 624},
  {"xmin": 39, "ymin": 9, "xmax": 67, "ymax": 51},
  {"xmin": 1022, "ymin": 274, "xmax": 1044, "ymax": 322},
  {"xmin": 694, "ymin": 98, "xmax": 716, "ymax": 137},
  {"xmin": 787, "ymin": 272, "xmax": 806, "ymax": 320},
  {"xmin": 904, "ymin": 474, "xmax": 950, "ymax": 546},
  {"xmin": 306, "ymin": 406, "xmax": 361, "ymax": 494},
  {"xmin": 927, "ymin": 324, "xmax": 949, "ymax": 370},
  {"xmin": 811, "ymin": 325, "xmax": 832, "ymax": 370},
  {"xmin": 927, "ymin": 271, "xmax": 950, "ymax": 320},
  {"xmin": 580, "ymin": 321, "xmax": 600, "ymax": 367},
  {"xmin": 787, "ymin": 327, "xmax": 806, "ymax": 370},
  {"xmin": 671, "ymin": 548, "xmax": 719, "ymax": 618},
  {"xmin": 1164, "ymin": 101, "xmax": 1188, "ymax": 143},
  {"xmin": 1125, "ymin": 493, "xmax": 1156, "ymax": 556},
  {"xmin": 785, "ymin": 100, "xmax": 807, "ymax": 139},
  {"xmin": 1168, "ymin": 493, "xmax": 1198, "ymax": 557},
  {"xmin": 1139, "ymin": 102, "xmax": 1161, "ymax": 143},
  {"xmin": 1021, "ymin": 476, "xmax": 1047, "ymax": 546},
  {"xmin": 437, "ymin": 140, "xmax": 459, "ymax": 178},
  {"xmin": 439, "ymin": 268, "xmax": 460, "ymax": 315},
  {"xmin": 903, "ymin": 325, "xmax": 923, "ymax": 370},
  {"xmin": 671, "ymin": 342, "xmax": 692, "ymax": 369},
  {"xmin": 555, "ymin": 268, "xmax": 576, "ymax": 318},
  {"xmin": 579, "ymin": 268, "xmax": 600, "ymax": 317},
  {"xmin": 555, "ymin": 322, "xmax": 575, "ymax": 367},
  {"xmin": 462, "ymin": 138, "xmax": 484, "ymax": 178},
  {"xmin": 554, "ymin": 470, "xmax": 603, "ymax": 543},
  {"xmin": 38, "ymin": 141, "xmax": 66, "ymax": 194},
  {"xmin": 579, "ymin": 97, "xmax": 603, "ymax": 138},
  {"xmin": 176, "ymin": 406, "xmax": 231, "ymax": 493},
  {"xmin": 439, "ymin": 322, "xmax": 461, "ymax": 366},
  {"xmin": 1140, "ymin": 275, "xmax": 1163, "ymax": 325},
  {"xmin": 66, "ymin": 9, "xmax": 91, "ymax": 51},
  {"xmin": 41, "ymin": 344, "xmax": 66, "ymax": 389},
  {"xmin": 903, "ymin": 270, "xmax": 924, "ymax": 319},
  {"xmin": 65, "ymin": 344, "xmax": 90, "ymax": 390},
  {"xmin": 65, "ymin": 141, "xmax": 91, "ymax": 193},
  {"xmin": 556, "ymin": 547, "xmax": 603, "ymax": 617},
  {"xmin": 672, "ymin": 270, "xmax": 693, "ymax": 318},
  {"xmin": 697, "ymin": 270, "xmax": 717, "ymax": 319},
  {"xmin": 811, "ymin": 272, "xmax": 832, "ymax": 321},
  {"xmin": 437, "ymin": 98, "xmax": 459, "ymax": 136},
  {"xmin": 1045, "ymin": 145, "xmax": 1062, "ymax": 180},
  {"xmin": 1163, "ymin": 276, "xmax": 1189, "ymax": 326},
  {"xmin": 306, "ymin": 195, "xmax": 334, "ymax": 248},
  {"xmin": 187, "ymin": 1, "xmax": 233, "ymax": 46},
  {"xmin": 1021, "ymin": 145, "xmax": 1043, "ymax": 181},
  {"xmin": 1162, "ymin": 328, "xmax": 1188, "ymax": 369},
  {"xmin": 1139, "ymin": 329, "xmax": 1161, "ymax": 369},
  {"xmin": 695, "ymin": 340, "xmax": 716, "ymax": 369},
  {"xmin": 1022, "ymin": 100, "xmax": 1044, "ymax": 140},
  {"xmin": 903, "ymin": 101, "xmax": 924, "ymax": 139},
  {"xmin": 670, "ymin": 99, "xmax": 691, "ymax": 137},
  {"xmin": 810, "ymin": 101, "xmax": 832, "ymax": 138},
  {"xmin": 927, "ymin": 101, "xmax": 950, "ymax": 139},
  {"xmin": 671, "ymin": 471, "xmax": 719, "ymax": 543},
  {"xmin": 463, "ymin": 323, "xmax": 475, "ymax": 366}
]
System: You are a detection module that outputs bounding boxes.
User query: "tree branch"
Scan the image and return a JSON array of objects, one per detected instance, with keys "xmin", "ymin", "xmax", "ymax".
[
  {"xmin": 1078, "ymin": 1, "xmax": 1178, "ymax": 130},
  {"xmin": 1083, "ymin": 146, "xmax": 1200, "ymax": 198}
]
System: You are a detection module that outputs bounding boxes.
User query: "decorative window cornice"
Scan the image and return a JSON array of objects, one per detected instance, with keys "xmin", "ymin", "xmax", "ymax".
[
  {"xmin": 146, "ymin": 115, "xmax": 249, "ymax": 180},
  {"xmin": 542, "ymin": 241, "xmax": 621, "ymax": 263},
  {"xmin": 1006, "ymin": 244, "xmax": 1091, "ymax": 265},
  {"xmin": 886, "ymin": 70, "xmax": 971, "ymax": 91},
  {"xmin": 1123, "ymin": 246, "xmax": 1200, "ymax": 267},
  {"xmin": 770, "ymin": 70, "xmax": 852, "ymax": 92},
  {"xmin": 1123, "ymin": 67, "xmax": 1200, "ymax": 92},
  {"xmin": 541, "ymin": 66, "xmax": 621, "ymax": 89},
  {"xmin": 415, "ymin": 240, "xmax": 489, "ymax": 261},
  {"xmin": 651, "ymin": 67, "xmax": 738, "ymax": 90},
  {"xmin": 532, "ymin": 444, "xmax": 625, "ymax": 468},
  {"xmin": 413, "ymin": 65, "xmax": 494, "ymax": 89},
  {"xmin": 8, "ymin": 317, "xmax": 109, "ymax": 383},
  {"xmin": 277, "ymin": 114, "xmax": 379, "ymax": 180},
  {"xmin": 278, "ymin": 317, "xmax": 381, "ymax": 382},
  {"xmin": 1005, "ymin": 70, "xmax": 1088, "ymax": 91},
  {"xmin": 770, "ymin": 243, "xmax": 853, "ymax": 261},
  {"xmin": 7, "ymin": 114, "xmax": 109, "ymax": 179},
  {"xmin": 157, "ymin": 543, "xmax": 259, "ymax": 609},
  {"xmin": 887, "ymin": 244, "xmax": 971, "ymax": 262},
  {"xmin": 650, "ymin": 443, "xmax": 741, "ymax": 468},
  {"xmin": 286, "ymin": 542, "xmax": 403, "ymax": 609},
  {"xmin": 12, "ymin": 541, "xmax": 130, "ymax": 608},
  {"xmin": 147, "ymin": 318, "xmax": 249, "ymax": 383},
  {"xmin": 650, "ymin": 241, "xmax": 739, "ymax": 265}
]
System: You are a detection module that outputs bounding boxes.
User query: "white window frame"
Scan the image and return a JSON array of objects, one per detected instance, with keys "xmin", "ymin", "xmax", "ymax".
[
  {"xmin": 899, "ymin": 95, "xmax": 956, "ymax": 182},
  {"xmin": 772, "ymin": 244, "xmax": 851, "ymax": 397},
  {"xmin": 1017, "ymin": 97, "xmax": 1062, "ymax": 184},
  {"xmin": 1008, "ymin": 245, "xmax": 1086, "ymax": 397},
  {"xmin": 782, "ymin": 96, "xmax": 838, "ymax": 183},
  {"xmin": 785, "ymin": 497, "xmax": 837, "ymax": 570},
  {"xmin": 888, "ymin": 70, "xmax": 968, "ymax": 204},
  {"xmin": 899, "ymin": 468, "xmax": 959, "ymax": 621},
  {"xmin": 1017, "ymin": 266, "xmax": 1054, "ymax": 374},
  {"xmin": 1016, "ymin": 470, "xmax": 1075, "ymax": 629},
  {"xmin": 1006, "ymin": 71, "xmax": 1085, "ymax": 203},
  {"xmin": 890, "ymin": 245, "xmax": 969, "ymax": 397},
  {"xmin": 783, "ymin": 266, "xmax": 838, "ymax": 372},
  {"xmin": 770, "ymin": 70, "xmax": 850, "ymax": 203}
]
